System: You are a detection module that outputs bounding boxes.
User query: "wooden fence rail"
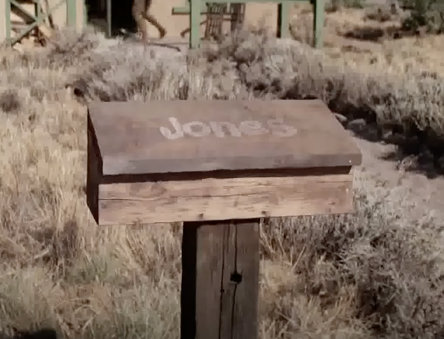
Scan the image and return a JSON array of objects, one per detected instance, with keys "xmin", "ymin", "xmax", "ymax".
[
  {"xmin": 172, "ymin": 0, "xmax": 325, "ymax": 48},
  {"xmin": 4, "ymin": 0, "xmax": 78, "ymax": 46}
]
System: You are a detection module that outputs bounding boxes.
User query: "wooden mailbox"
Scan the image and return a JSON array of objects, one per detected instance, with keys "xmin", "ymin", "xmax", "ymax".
[{"xmin": 86, "ymin": 100, "xmax": 361, "ymax": 339}]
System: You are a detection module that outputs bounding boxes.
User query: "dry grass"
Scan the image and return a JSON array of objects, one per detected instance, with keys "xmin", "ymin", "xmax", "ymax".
[
  {"xmin": 291, "ymin": 4, "xmax": 444, "ymax": 76},
  {"xmin": 1, "ymin": 6, "xmax": 444, "ymax": 339},
  {"xmin": 289, "ymin": 5, "xmax": 444, "ymax": 169}
]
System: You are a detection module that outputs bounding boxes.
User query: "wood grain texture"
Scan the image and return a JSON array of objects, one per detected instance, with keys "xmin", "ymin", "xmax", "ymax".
[
  {"xmin": 181, "ymin": 220, "xmax": 259, "ymax": 339},
  {"xmin": 96, "ymin": 170, "xmax": 353, "ymax": 226},
  {"xmin": 87, "ymin": 100, "xmax": 362, "ymax": 176}
]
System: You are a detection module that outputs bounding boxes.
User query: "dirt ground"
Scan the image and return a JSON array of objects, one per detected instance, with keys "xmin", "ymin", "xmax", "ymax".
[{"xmin": 354, "ymin": 135, "xmax": 444, "ymax": 222}]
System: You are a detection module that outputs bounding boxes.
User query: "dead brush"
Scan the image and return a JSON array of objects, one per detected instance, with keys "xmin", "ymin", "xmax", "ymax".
[{"xmin": 1, "ymin": 27, "xmax": 444, "ymax": 339}]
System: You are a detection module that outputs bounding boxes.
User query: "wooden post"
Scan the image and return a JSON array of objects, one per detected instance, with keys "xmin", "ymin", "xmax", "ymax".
[
  {"xmin": 2, "ymin": 0, "xmax": 10, "ymax": 42},
  {"xmin": 66, "ymin": 0, "xmax": 76, "ymax": 27},
  {"xmin": 189, "ymin": 0, "xmax": 201, "ymax": 49},
  {"xmin": 83, "ymin": 0, "xmax": 87, "ymax": 27},
  {"xmin": 86, "ymin": 100, "xmax": 361, "ymax": 339},
  {"xmin": 313, "ymin": 0, "xmax": 325, "ymax": 48},
  {"xmin": 181, "ymin": 220, "xmax": 260, "ymax": 339},
  {"xmin": 106, "ymin": 0, "xmax": 112, "ymax": 38},
  {"xmin": 278, "ymin": 2, "xmax": 290, "ymax": 39}
]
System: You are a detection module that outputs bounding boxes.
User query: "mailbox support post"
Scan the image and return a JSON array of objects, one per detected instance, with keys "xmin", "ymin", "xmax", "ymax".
[{"xmin": 181, "ymin": 220, "xmax": 260, "ymax": 339}]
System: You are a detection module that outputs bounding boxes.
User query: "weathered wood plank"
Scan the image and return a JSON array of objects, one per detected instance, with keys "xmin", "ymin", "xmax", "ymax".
[
  {"xmin": 95, "ymin": 168, "xmax": 353, "ymax": 226},
  {"xmin": 87, "ymin": 100, "xmax": 361, "ymax": 176},
  {"xmin": 181, "ymin": 219, "xmax": 260, "ymax": 339},
  {"xmin": 86, "ymin": 114, "xmax": 102, "ymax": 222}
]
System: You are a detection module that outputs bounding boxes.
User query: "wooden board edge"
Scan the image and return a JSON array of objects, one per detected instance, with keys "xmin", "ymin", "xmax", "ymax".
[
  {"xmin": 100, "ymin": 166, "xmax": 353, "ymax": 184},
  {"xmin": 101, "ymin": 153, "xmax": 362, "ymax": 176},
  {"xmin": 96, "ymin": 171, "xmax": 355, "ymax": 226},
  {"xmin": 86, "ymin": 112, "xmax": 103, "ymax": 224}
]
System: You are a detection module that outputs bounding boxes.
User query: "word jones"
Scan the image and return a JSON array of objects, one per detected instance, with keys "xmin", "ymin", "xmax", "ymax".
[{"xmin": 159, "ymin": 117, "xmax": 297, "ymax": 140}]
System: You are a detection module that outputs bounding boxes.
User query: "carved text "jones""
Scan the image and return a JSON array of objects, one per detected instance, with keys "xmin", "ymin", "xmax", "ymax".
[{"xmin": 159, "ymin": 117, "xmax": 297, "ymax": 140}]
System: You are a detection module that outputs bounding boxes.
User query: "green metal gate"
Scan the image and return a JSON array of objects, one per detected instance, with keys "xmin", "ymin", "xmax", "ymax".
[
  {"xmin": 5, "ymin": 0, "xmax": 78, "ymax": 46},
  {"xmin": 172, "ymin": 0, "xmax": 325, "ymax": 49}
]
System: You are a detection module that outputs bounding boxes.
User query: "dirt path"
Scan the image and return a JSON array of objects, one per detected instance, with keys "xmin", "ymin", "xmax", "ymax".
[{"xmin": 353, "ymin": 134, "xmax": 444, "ymax": 222}]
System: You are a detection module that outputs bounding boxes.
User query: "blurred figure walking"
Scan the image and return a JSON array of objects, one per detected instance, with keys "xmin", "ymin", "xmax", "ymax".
[{"xmin": 132, "ymin": 0, "xmax": 167, "ymax": 42}]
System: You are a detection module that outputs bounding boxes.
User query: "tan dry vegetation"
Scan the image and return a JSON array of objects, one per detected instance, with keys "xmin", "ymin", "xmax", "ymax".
[
  {"xmin": 1, "ymin": 7, "xmax": 444, "ymax": 339},
  {"xmin": 291, "ymin": 4, "xmax": 444, "ymax": 77},
  {"xmin": 289, "ymin": 4, "xmax": 444, "ymax": 170}
]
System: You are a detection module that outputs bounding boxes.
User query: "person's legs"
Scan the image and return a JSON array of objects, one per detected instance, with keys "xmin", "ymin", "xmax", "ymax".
[
  {"xmin": 142, "ymin": 0, "xmax": 167, "ymax": 38},
  {"xmin": 132, "ymin": 0, "xmax": 149, "ymax": 42}
]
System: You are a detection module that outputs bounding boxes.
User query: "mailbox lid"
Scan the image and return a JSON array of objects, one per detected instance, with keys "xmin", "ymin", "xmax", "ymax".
[{"xmin": 87, "ymin": 100, "xmax": 362, "ymax": 176}]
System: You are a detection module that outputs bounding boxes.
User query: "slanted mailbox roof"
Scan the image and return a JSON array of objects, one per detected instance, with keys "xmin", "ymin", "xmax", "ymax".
[{"xmin": 88, "ymin": 100, "xmax": 361, "ymax": 176}]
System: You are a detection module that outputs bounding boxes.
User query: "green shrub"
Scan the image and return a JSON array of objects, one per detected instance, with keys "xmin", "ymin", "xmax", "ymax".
[
  {"xmin": 400, "ymin": 0, "xmax": 444, "ymax": 33},
  {"xmin": 327, "ymin": 0, "xmax": 365, "ymax": 12}
]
